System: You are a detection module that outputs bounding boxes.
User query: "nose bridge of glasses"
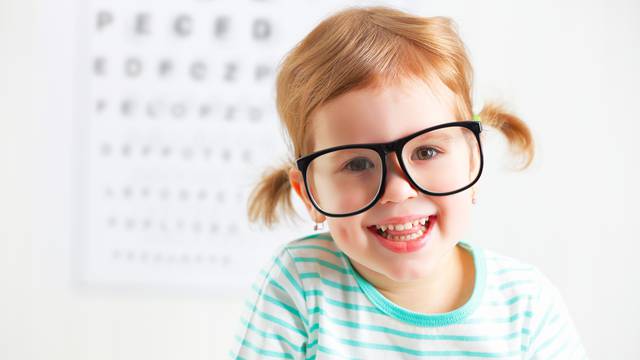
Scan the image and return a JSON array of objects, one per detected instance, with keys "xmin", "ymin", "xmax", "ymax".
[
  {"xmin": 377, "ymin": 147, "xmax": 419, "ymax": 205},
  {"xmin": 382, "ymin": 138, "xmax": 403, "ymax": 154},
  {"xmin": 380, "ymin": 139, "xmax": 406, "ymax": 171},
  {"xmin": 381, "ymin": 144, "xmax": 413, "ymax": 185}
]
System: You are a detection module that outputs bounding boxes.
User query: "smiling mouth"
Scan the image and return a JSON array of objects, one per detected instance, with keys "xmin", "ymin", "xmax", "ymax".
[
  {"xmin": 366, "ymin": 215, "xmax": 437, "ymax": 253},
  {"xmin": 367, "ymin": 215, "xmax": 436, "ymax": 242}
]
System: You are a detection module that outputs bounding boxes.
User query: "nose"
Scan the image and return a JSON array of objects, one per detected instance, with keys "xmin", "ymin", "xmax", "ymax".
[{"xmin": 378, "ymin": 152, "xmax": 419, "ymax": 205}]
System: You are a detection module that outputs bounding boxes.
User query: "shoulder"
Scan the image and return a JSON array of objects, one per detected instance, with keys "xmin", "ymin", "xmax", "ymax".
[
  {"xmin": 255, "ymin": 232, "xmax": 345, "ymax": 282},
  {"xmin": 284, "ymin": 232, "xmax": 344, "ymax": 260},
  {"xmin": 481, "ymin": 246, "xmax": 551, "ymax": 299},
  {"xmin": 478, "ymin": 247, "xmax": 587, "ymax": 357},
  {"xmin": 280, "ymin": 232, "xmax": 351, "ymax": 278}
]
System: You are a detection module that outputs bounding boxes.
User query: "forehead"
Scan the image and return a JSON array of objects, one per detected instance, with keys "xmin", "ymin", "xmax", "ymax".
[{"xmin": 308, "ymin": 77, "xmax": 458, "ymax": 152}]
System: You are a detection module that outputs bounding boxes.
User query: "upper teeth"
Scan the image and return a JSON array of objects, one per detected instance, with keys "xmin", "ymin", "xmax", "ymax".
[{"xmin": 375, "ymin": 217, "xmax": 429, "ymax": 232}]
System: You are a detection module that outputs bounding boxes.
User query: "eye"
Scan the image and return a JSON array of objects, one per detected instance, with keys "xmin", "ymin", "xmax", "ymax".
[
  {"xmin": 344, "ymin": 157, "xmax": 375, "ymax": 172},
  {"xmin": 413, "ymin": 147, "xmax": 440, "ymax": 160}
]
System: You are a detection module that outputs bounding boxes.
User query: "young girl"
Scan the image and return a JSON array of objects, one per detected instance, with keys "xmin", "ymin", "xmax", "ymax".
[{"xmin": 230, "ymin": 6, "xmax": 587, "ymax": 359}]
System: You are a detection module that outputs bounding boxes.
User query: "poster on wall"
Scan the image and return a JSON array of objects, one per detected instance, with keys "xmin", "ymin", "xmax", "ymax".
[{"xmin": 74, "ymin": 0, "xmax": 413, "ymax": 294}]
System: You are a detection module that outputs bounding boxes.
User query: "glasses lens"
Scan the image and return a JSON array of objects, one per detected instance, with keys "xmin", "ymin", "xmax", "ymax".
[
  {"xmin": 401, "ymin": 125, "xmax": 481, "ymax": 194},
  {"xmin": 306, "ymin": 148, "xmax": 382, "ymax": 215}
]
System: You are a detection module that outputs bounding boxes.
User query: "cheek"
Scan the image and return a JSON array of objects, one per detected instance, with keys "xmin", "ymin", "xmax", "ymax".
[
  {"xmin": 327, "ymin": 219, "xmax": 366, "ymax": 249},
  {"xmin": 437, "ymin": 194, "xmax": 473, "ymax": 239}
]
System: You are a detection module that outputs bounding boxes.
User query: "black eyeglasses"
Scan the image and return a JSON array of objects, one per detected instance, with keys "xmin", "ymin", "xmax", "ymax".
[{"xmin": 296, "ymin": 120, "xmax": 484, "ymax": 217}]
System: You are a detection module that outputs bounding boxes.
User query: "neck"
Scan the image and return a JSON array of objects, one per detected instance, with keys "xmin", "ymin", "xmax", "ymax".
[{"xmin": 352, "ymin": 244, "xmax": 475, "ymax": 314}]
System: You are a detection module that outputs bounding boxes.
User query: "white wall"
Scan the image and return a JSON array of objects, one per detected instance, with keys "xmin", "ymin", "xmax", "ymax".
[{"xmin": 1, "ymin": 0, "xmax": 639, "ymax": 359}]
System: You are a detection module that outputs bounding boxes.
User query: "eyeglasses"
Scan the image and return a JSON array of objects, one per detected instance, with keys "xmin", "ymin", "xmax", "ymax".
[{"xmin": 296, "ymin": 121, "xmax": 484, "ymax": 217}]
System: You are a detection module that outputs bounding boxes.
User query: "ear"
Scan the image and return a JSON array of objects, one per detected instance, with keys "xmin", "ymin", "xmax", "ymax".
[{"xmin": 289, "ymin": 167, "xmax": 327, "ymax": 223}]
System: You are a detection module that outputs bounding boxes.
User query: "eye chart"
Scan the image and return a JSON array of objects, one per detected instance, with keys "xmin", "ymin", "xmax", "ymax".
[{"xmin": 75, "ymin": 0, "xmax": 412, "ymax": 293}]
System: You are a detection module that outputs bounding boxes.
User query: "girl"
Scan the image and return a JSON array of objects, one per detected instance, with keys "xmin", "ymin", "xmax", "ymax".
[{"xmin": 231, "ymin": 6, "xmax": 587, "ymax": 359}]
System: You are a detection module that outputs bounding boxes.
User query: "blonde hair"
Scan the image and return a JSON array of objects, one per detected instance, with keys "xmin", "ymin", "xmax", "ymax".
[{"xmin": 247, "ymin": 6, "xmax": 534, "ymax": 228}]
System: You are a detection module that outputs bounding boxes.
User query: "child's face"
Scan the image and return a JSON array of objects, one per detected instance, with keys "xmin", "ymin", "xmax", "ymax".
[{"xmin": 290, "ymin": 77, "xmax": 474, "ymax": 283}]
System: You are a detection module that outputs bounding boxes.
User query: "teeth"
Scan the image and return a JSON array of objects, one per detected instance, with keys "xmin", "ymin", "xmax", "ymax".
[
  {"xmin": 375, "ymin": 217, "xmax": 430, "ymax": 231},
  {"xmin": 381, "ymin": 229, "xmax": 425, "ymax": 241}
]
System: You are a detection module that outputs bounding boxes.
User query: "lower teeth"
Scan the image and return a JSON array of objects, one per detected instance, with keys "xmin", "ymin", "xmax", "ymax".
[{"xmin": 378, "ymin": 223, "xmax": 428, "ymax": 241}]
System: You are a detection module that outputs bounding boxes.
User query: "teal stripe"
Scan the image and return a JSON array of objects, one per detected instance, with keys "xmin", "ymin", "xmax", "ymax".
[
  {"xmin": 485, "ymin": 294, "xmax": 531, "ymax": 306},
  {"xmin": 307, "ymin": 338, "xmax": 318, "ymax": 350},
  {"xmin": 308, "ymin": 306, "xmax": 321, "ymax": 315},
  {"xmin": 531, "ymin": 319, "xmax": 569, "ymax": 357},
  {"xmin": 311, "ymin": 308, "xmax": 520, "ymax": 341},
  {"xmin": 527, "ymin": 301, "xmax": 555, "ymax": 351},
  {"xmin": 460, "ymin": 311, "xmax": 533, "ymax": 324},
  {"xmin": 299, "ymin": 272, "xmax": 360, "ymax": 291},
  {"xmin": 318, "ymin": 327, "xmax": 520, "ymax": 358},
  {"xmin": 548, "ymin": 311, "xmax": 561, "ymax": 325},
  {"xmin": 293, "ymin": 257, "xmax": 349, "ymax": 275},
  {"xmin": 547, "ymin": 336, "xmax": 573, "ymax": 360},
  {"xmin": 304, "ymin": 290, "xmax": 323, "ymax": 297},
  {"xmin": 316, "ymin": 344, "xmax": 359, "ymax": 360},
  {"xmin": 500, "ymin": 279, "xmax": 534, "ymax": 290},
  {"xmin": 243, "ymin": 300, "xmax": 307, "ymax": 337},
  {"xmin": 240, "ymin": 317, "xmax": 306, "ymax": 353},
  {"xmin": 251, "ymin": 284, "xmax": 309, "ymax": 328},
  {"xmin": 564, "ymin": 337, "xmax": 584, "ymax": 360},
  {"xmin": 494, "ymin": 267, "xmax": 534, "ymax": 275},
  {"xmin": 297, "ymin": 233, "xmax": 333, "ymax": 241},
  {"xmin": 287, "ymin": 244, "xmax": 343, "ymax": 258},
  {"xmin": 269, "ymin": 279, "xmax": 287, "ymax": 294},
  {"xmin": 488, "ymin": 279, "xmax": 534, "ymax": 290},
  {"xmin": 255, "ymin": 270, "xmax": 297, "ymax": 299},
  {"xmin": 300, "ymin": 272, "xmax": 320, "ymax": 280},
  {"xmin": 309, "ymin": 322, "xmax": 319, "ymax": 333},
  {"xmin": 325, "ymin": 297, "xmax": 384, "ymax": 315},
  {"xmin": 302, "ymin": 288, "xmax": 385, "ymax": 315},
  {"xmin": 274, "ymin": 257, "xmax": 305, "ymax": 299},
  {"xmin": 234, "ymin": 335, "xmax": 294, "ymax": 359}
]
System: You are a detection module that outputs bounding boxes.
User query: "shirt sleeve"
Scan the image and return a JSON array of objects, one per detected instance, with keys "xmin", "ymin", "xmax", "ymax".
[
  {"xmin": 524, "ymin": 267, "xmax": 589, "ymax": 359},
  {"xmin": 229, "ymin": 245, "xmax": 309, "ymax": 360}
]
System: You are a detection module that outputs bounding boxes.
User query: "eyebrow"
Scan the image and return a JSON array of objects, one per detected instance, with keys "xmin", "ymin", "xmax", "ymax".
[
  {"xmin": 420, "ymin": 130, "xmax": 454, "ymax": 143},
  {"xmin": 323, "ymin": 148, "xmax": 374, "ymax": 160}
]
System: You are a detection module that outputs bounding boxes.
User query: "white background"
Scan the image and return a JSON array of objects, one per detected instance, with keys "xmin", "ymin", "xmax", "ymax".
[{"xmin": 1, "ymin": 0, "xmax": 639, "ymax": 359}]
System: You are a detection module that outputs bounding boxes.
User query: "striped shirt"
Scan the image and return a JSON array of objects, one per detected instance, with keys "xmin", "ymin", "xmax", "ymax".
[{"xmin": 229, "ymin": 232, "xmax": 587, "ymax": 359}]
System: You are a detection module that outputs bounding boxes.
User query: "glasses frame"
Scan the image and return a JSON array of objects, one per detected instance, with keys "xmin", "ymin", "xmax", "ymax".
[{"xmin": 295, "ymin": 120, "xmax": 484, "ymax": 218}]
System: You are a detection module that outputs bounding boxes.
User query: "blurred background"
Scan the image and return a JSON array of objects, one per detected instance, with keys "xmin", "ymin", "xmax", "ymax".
[{"xmin": 1, "ymin": 0, "xmax": 638, "ymax": 358}]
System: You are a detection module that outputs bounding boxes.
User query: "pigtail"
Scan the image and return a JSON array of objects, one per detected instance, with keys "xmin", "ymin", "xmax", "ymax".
[
  {"xmin": 479, "ymin": 102, "xmax": 535, "ymax": 170},
  {"xmin": 246, "ymin": 161, "xmax": 301, "ymax": 229}
]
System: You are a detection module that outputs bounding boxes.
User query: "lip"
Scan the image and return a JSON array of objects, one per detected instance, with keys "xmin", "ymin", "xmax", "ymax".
[
  {"xmin": 367, "ymin": 215, "xmax": 437, "ymax": 254},
  {"xmin": 372, "ymin": 214, "xmax": 433, "ymax": 225}
]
